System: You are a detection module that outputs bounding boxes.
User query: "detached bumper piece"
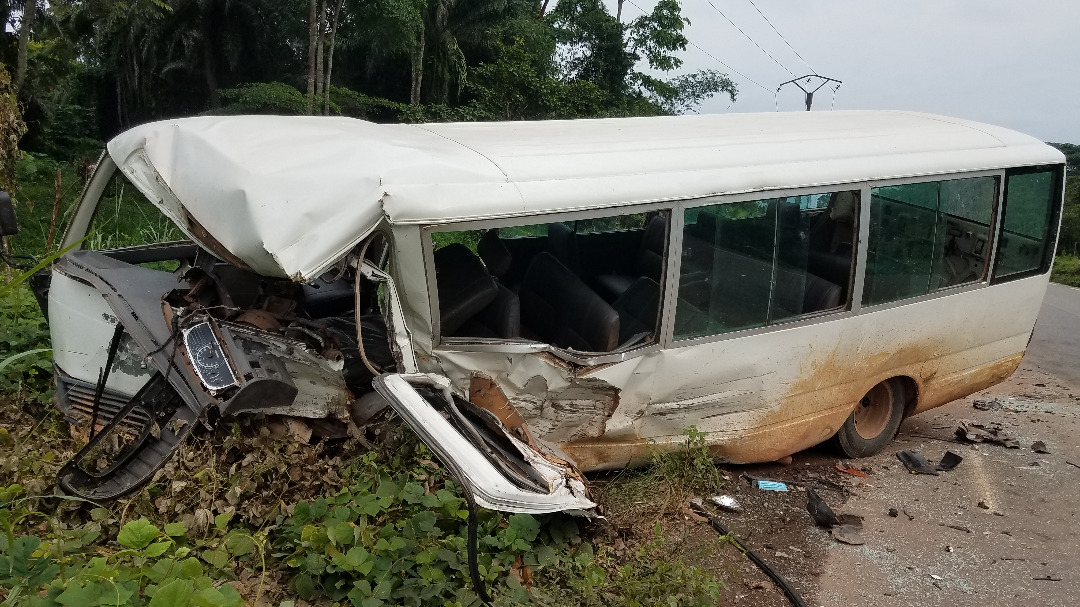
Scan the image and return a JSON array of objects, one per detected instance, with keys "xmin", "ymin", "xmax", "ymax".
[
  {"xmin": 57, "ymin": 373, "xmax": 206, "ymax": 500},
  {"xmin": 373, "ymin": 373, "xmax": 595, "ymax": 514}
]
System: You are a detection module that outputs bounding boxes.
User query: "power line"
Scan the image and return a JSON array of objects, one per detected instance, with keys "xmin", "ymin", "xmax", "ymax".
[
  {"xmin": 626, "ymin": 0, "xmax": 772, "ymax": 93},
  {"xmin": 686, "ymin": 40, "xmax": 772, "ymax": 93},
  {"xmin": 702, "ymin": 0, "xmax": 795, "ymax": 77},
  {"xmin": 744, "ymin": 0, "xmax": 814, "ymax": 73}
]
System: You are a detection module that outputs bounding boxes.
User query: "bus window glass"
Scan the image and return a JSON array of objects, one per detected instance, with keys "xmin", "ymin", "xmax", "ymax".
[
  {"xmin": 995, "ymin": 170, "xmax": 1057, "ymax": 279},
  {"xmin": 432, "ymin": 211, "xmax": 667, "ymax": 353},
  {"xmin": 675, "ymin": 191, "xmax": 857, "ymax": 340},
  {"xmin": 863, "ymin": 176, "xmax": 996, "ymax": 306}
]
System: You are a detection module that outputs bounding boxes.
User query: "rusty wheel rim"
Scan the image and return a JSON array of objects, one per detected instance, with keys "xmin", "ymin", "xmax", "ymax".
[{"xmin": 853, "ymin": 383, "xmax": 893, "ymax": 440}]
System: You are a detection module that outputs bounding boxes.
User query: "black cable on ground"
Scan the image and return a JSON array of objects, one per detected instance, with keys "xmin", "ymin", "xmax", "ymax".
[
  {"xmin": 689, "ymin": 500, "xmax": 808, "ymax": 607},
  {"xmin": 462, "ymin": 488, "xmax": 494, "ymax": 606}
]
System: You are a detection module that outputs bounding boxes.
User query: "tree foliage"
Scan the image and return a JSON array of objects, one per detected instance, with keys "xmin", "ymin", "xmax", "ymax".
[
  {"xmin": 0, "ymin": 64, "xmax": 26, "ymax": 192},
  {"xmin": 2, "ymin": 0, "xmax": 736, "ymax": 161}
]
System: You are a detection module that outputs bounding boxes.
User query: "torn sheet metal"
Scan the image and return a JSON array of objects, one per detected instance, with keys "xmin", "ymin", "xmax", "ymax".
[{"xmin": 373, "ymin": 373, "xmax": 595, "ymax": 514}]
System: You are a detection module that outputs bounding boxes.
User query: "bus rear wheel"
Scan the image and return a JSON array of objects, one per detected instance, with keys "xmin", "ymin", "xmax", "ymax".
[{"xmin": 833, "ymin": 380, "xmax": 905, "ymax": 458}]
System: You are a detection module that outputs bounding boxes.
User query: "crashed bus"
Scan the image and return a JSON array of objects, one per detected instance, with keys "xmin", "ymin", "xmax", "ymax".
[{"xmin": 0, "ymin": 110, "xmax": 1064, "ymax": 514}]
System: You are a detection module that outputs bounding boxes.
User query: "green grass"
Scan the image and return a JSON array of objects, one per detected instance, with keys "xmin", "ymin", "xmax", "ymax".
[{"xmin": 1051, "ymin": 255, "xmax": 1080, "ymax": 287}]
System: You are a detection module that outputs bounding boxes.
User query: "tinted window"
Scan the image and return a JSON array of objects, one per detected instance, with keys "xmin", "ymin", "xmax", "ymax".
[
  {"xmin": 994, "ymin": 169, "xmax": 1060, "ymax": 279},
  {"xmin": 675, "ymin": 191, "xmax": 858, "ymax": 340},
  {"xmin": 863, "ymin": 176, "xmax": 996, "ymax": 306}
]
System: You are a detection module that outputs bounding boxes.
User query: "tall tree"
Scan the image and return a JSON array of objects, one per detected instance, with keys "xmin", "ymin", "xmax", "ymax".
[
  {"xmin": 323, "ymin": 0, "xmax": 347, "ymax": 115},
  {"xmin": 15, "ymin": 0, "xmax": 37, "ymax": 92},
  {"xmin": 307, "ymin": 0, "xmax": 318, "ymax": 113}
]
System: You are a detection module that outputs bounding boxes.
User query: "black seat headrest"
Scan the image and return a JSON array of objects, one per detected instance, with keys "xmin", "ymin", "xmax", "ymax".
[
  {"xmin": 546, "ymin": 222, "xmax": 580, "ymax": 273},
  {"xmin": 476, "ymin": 229, "xmax": 512, "ymax": 279},
  {"xmin": 519, "ymin": 253, "xmax": 619, "ymax": 352},
  {"xmin": 433, "ymin": 244, "xmax": 498, "ymax": 336}
]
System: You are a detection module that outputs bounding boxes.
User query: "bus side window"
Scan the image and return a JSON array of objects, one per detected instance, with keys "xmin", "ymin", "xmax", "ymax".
[
  {"xmin": 994, "ymin": 169, "xmax": 1060, "ymax": 280},
  {"xmin": 674, "ymin": 190, "xmax": 858, "ymax": 340},
  {"xmin": 863, "ymin": 176, "xmax": 996, "ymax": 306}
]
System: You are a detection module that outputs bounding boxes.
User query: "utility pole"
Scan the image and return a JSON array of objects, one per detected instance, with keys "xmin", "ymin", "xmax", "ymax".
[{"xmin": 776, "ymin": 75, "xmax": 842, "ymax": 111}]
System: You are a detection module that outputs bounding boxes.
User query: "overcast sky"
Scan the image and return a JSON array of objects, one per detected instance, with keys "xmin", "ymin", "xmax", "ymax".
[{"xmin": 612, "ymin": 0, "xmax": 1079, "ymax": 143}]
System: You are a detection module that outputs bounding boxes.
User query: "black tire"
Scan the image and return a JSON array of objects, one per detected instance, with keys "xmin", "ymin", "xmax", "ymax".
[{"xmin": 833, "ymin": 380, "xmax": 906, "ymax": 458}]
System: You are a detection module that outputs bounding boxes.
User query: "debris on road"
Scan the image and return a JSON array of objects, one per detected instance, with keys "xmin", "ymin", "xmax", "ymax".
[
  {"xmin": 711, "ymin": 494, "xmax": 743, "ymax": 512},
  {"xmin": 1031, "ymin": 440, "xmax": 1050, "ymax": 454},
  {"xmin": 937, "ymin": 451, "xmax": 964, "ymax": 471},
  {"xmin": 897, "ymin": 450, "xmax": 939, "ymax": 475},
  {"xmin": 1033, "ymin": 576, "xmax": 1063, "ymax": 582},
  {"xmin": 835, "ymin": 464, "xmax": 872, "ymax": 477},
  {"xmin": 973, "ymin": 397, "xmax": 1004, "ymax": 411},
  {"xmin": 1066, "ymin": 460, "xmax": 1080, "ymax": 470},
  {"xmin": 807, "ymin": 488, "xmax": 865, "ymax": 547},
  {"xmin": 807, "ymin": 489, "xmax": 840, "ymax": 527},
  {"xmin": 755, "ymin": 479, "xmax": 789, "ymax": 491},
  {"xmin": 688, "ymin": 499, "xmax": 809, "ymax": 607},
  {"xmin": 955, "ymin": 420, "xmax": 1021, "ymax": 448},
  {"xmin": 831, "ymin": 524, "xmax": 865, "ymax": 545},
  {"xmin": 888, "ymin": 508, "xmax": 899, "ymax": 518}
]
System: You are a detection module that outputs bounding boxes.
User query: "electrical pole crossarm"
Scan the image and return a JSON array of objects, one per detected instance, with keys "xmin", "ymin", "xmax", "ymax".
[{"xmin": 776, "ymin": 74, "xmax": 842, "ymax": 111}]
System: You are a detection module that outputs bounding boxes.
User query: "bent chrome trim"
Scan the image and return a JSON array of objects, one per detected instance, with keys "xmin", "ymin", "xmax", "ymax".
[{"xmin": 373, "ymin": 373, "xmax": 596, "ymax": 514}]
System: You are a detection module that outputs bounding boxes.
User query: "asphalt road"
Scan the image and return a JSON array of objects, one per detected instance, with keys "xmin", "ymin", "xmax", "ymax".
[{"xmin": 1028, "ymin": 283, "xmax": 1080, "ymax": 389}]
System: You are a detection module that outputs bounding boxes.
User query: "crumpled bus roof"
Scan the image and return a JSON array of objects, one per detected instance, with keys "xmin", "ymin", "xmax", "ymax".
[{"xmin": 107, "ymin": 111, "xmax": 1063, "ymax": 280}]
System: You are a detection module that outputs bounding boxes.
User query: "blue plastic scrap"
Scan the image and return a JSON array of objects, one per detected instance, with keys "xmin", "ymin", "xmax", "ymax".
[{"xmin": 754, "ymin": 480, "xmax": 789, "ymax": 491}]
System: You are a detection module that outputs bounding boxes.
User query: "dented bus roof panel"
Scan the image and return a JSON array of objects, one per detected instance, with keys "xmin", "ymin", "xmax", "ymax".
[{"xmin": 106, "ymin": 111, "xmax": 1064, "ymax": 280}]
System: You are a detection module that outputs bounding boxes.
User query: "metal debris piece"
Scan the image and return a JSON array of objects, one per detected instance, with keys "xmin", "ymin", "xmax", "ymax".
[
  {"xmin": 831, "ymin": 524, "xmax": 864, "ymax": 545},
  {"xmin": 937, "ymin": 451, "xmax": 964, "ymax": 471},
  {"xmin": 755, "ymin": 480, "xmax": 789, "ymax": 491},
  {"xmin": 835, "ymin": 464, "xmax": 872, "ymax": 477},
  {"xmin": 955, "ymin": 420, "xmax": 1020, "ymax": 449},
  {"xmin": 972, "ymin": 398, "xmax": 1003, "ymax": 411},
  {"xmin": 897, "ymin": 450, "xmax": 939, "ymax": 475},
  {"xmin": 1031, "ymin": 441, "xmax": 1050, "ymax": 454},
  {"xmin": 711, "ymin": 495, "xmax": 743, "ymax": 513},
  {"xmin": 806, "ymin": 489, "xmax": 840, "ymax": 527},
  {"xmin": 835, "ymin": 513, "xmax": 864, "ymax": 528},
  {"xmin": 1033, "ymin": 576, "xmax": 1062, "ymax": 582}
]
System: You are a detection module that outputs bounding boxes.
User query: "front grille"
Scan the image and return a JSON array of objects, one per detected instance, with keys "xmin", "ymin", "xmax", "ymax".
[{"xmin": 58, "ymin": 376, "xmax": 151, "ymax": 435}]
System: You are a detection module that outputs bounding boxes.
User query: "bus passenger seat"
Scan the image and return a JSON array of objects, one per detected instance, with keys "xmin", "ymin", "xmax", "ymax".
[
  {"xmin": 596, "ymin": 215, "xmax": 666, "ymax": 302},
  {"xmin": 434, "ymin": 243, "xmax": 520, "ymax": 338},
  {"xmin": 477, "ymin": 229, "xmax": 512, "ymax": 280},
  {"xmin": 801, "ymin": 273, "xmax": 843, "ymax": 313},
  {"xmin": 612, "ymin": 277, "xmax": 660, "ymax": 346},
  {"xmin": 518, "ymin": 253, "xmax": 620, "ymax": 352},
  {"xmin": 547, "ymin": 222, "xmax": 581, "ymax": 274}
]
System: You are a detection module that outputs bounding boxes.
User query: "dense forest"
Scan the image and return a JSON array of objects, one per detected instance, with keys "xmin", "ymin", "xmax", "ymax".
[{"xmin": 0, "ymin": 0, "xmax": 735, "ymax": 170}]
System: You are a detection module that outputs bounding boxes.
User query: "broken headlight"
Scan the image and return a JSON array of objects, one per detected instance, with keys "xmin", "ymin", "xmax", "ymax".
[{"xmin": 182, "ymin": 321, "xmax": 238, "ymax": 391}]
